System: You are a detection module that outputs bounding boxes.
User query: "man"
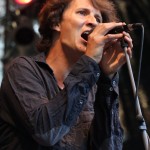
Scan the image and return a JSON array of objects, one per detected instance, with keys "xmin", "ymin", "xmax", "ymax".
[{"xmin": 0, "ymin": 0, "xmax": 133, "ymax": 149}]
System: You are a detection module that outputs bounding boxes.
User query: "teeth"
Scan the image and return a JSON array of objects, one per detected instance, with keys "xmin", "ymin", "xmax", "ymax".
[{"xmin": 81, "ymin": 31, "xmax": 92, "ymax": 41}]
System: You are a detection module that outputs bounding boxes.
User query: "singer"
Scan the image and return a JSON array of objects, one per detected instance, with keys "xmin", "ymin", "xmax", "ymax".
[{"xmin": 0, "ymin": 0, "xmax": 133, "ymax": 149}]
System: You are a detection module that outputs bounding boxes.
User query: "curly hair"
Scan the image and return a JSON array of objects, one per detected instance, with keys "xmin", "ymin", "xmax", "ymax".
[{"xmin": 37, "ymin": 0, "xmax": 118, "ymax": 52}]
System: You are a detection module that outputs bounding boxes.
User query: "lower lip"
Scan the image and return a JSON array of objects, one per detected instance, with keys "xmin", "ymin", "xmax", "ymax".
[{"xmin": 81, "ymin": 37, "xmax": 87, "ymax": 43}]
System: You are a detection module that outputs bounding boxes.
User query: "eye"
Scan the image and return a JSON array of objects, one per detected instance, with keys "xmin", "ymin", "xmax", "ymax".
[
  {"xmin": 95, "ymin": 16, "xmax": 102, "ymax": 23},
  {"xmin": 77, "ymin": 10, "xmax": 88, "ymax": 16}
]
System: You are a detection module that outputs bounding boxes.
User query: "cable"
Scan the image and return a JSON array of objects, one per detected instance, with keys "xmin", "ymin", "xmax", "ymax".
[{"xmin": 135, "ymin": 24, "xmax": 144, "ymax": 104}]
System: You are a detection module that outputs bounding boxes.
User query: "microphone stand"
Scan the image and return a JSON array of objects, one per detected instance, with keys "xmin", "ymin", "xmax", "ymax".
[{"xmin": 121, "ymin": 39, "xmax": 150, "ymax": 150}]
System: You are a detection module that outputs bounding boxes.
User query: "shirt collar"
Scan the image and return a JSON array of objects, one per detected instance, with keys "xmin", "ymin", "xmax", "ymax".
[
  {"xmin": 33, "ymin": 52, "xmax": 54, "ymax": 75},
  {"xmin": 32, "ymin": 52, "xmax": 47, "ymax": 64}
]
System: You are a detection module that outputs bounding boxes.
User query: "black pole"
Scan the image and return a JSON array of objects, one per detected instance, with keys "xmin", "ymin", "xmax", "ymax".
[{"xmin": 121, "ymin": 37, "xmax": 150, "ymax": 150}]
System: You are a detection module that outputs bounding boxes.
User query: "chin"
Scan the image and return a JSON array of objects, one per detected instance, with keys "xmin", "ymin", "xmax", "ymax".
[{"xmin": 78, "ymin": 45, "xmax": 87, "ymax": 53}]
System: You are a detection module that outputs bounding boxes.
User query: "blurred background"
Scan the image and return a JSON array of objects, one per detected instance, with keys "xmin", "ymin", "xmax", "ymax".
[{"xmin": 0, "ymin": 0, "xmax": 150, "ymax": 149}]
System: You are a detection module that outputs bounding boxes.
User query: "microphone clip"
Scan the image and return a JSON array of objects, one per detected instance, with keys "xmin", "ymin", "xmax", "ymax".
[{"xmin": 107, "ymin": 23, "xmax": 143, "ymax": 34}]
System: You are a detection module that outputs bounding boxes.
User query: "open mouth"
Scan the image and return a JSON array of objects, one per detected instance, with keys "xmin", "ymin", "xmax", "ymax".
[{"xmin": 81, "ymin": 30, "xmax": 93, "ymax": 41}]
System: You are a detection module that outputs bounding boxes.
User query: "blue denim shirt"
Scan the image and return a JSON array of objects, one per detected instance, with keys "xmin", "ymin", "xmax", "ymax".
[{"xmin": 0, "ymin": 52, "xmax": 123, "ymax": 150}]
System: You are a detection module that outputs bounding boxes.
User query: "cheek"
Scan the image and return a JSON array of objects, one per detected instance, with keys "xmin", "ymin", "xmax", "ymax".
[
  {"xmin": 62, "ymin": 13, "xmax": 84, "ymax": 30},
  {"xmin": 60, "ymin": 19, "xmax": 82, "ymax": 41}
]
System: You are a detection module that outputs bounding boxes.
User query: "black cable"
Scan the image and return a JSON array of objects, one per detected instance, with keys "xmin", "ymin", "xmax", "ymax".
[
  {"xmin": 135, "ymin": 24, "xmax": 144, "ymax": 104},
  {"xmin": 134, "ymin": 24, "xmax": 150, "ymax": 150}
]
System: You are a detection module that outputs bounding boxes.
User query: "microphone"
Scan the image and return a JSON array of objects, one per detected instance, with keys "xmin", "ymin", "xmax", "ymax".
[
  {"xmin": 81, "ymin": 23, "xmax": 143, "ymax": 41},
  {"xmin": 107, "ymin": 23, "xmax": 143, "ymax": 34}
]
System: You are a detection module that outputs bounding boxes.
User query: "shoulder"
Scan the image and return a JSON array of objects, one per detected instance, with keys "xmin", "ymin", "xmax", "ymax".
[
  {"xmin": 6, "ymin": 56, "xmax": 33, "ymax": 71},
  {"xmin": 11, "ymin": 56, "xmax": 33, "ymax": 65},
  {"xmin": 5, "ymin": 53, "xmax": 47, "ymax": 76},
  {"xmin": 3, "ymin": 55, "xmax": 41, "ymax": 77},
  {"xmin": 4, "ymin": 56, "xmax": 40, "ymax": 83},
  {"xmin": 7, "ymin": 52, "xmax": 45, "ymax": 70},
  {"xmin": 9, "ymin": 52, "xmax": 46, "ymax": 68}
]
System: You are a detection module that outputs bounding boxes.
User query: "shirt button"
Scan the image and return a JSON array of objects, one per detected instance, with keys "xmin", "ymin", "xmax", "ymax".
[
  {"xmin": 96, "ymin": 73, "xmax": 100, "ymax": 77},
  {"xmin": 79, "ymin": 100, "xmax": 83, "ymax": 105},
  {"xmin": 109, "ymin": 87, "xmax": 113, "ymax": 91},
  {"xmin": 112, "ymin": 80, "xmax": 116, "ymax": 86}
]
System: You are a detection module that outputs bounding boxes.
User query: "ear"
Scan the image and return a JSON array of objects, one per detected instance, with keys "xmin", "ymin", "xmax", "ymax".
[{"xmin": 53, "ymin": 24, "xmax": 60, "ymax": 32}]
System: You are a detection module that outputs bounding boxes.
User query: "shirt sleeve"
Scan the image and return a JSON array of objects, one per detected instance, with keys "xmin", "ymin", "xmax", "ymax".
[
  {"xmin": 89, "ymin": 72, "xmax": 124, "ymax": 150},
  {"xmin": 0, "ymin": 55, "xmax": 100, "ymax": 146}
]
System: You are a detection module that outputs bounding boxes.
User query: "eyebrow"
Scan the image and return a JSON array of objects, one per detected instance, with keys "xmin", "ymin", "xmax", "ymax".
[{"xmin": 76, "ymin": 7, "xmax": 102, "ymax": 17}]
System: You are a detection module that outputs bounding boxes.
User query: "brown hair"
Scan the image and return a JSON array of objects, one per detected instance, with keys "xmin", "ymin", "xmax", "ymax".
[
  {"xmin": 92, "ymin": 0, "xmax": 118, "ymax": 22},
  {"xmin": 37, "ymin": 0, "xmax": 118, "ymax": 52}
]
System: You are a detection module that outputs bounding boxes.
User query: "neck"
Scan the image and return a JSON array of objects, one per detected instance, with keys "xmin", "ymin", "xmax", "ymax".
[{"xmin": 46, "ymin": 39, "xmax": 81, "ymax": 89}]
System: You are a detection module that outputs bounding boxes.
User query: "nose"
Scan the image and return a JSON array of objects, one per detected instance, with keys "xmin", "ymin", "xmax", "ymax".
[{"xmin": 85, "ymin": 15, "xmax": 98, "ymax": 28}]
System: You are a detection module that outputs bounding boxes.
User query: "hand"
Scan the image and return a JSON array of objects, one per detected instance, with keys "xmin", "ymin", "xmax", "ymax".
[
  {"xmin": 99, "ymin": 31, "xmax": 133, "ymax": 78},
  {"xmin": 85, "ymin": 22, "xmax": 126, "ymax": 63}
]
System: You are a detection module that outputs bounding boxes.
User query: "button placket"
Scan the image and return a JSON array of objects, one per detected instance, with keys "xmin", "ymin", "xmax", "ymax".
[
  {"xmin": 79, "ymin": 99, "xmax": 83, "ymax": 105},
  {"xmin": 96, "ymin": 72, "xmax": 100, "ymax": 77},
  {"xmin": 112, "ymin": 80, "xmax": 116, "ymax": 86}
]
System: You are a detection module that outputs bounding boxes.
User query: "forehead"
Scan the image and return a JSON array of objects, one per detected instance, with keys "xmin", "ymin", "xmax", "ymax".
[{"xmin": 67, "ymin": 0, "xmax": 101, "ymax": 14}]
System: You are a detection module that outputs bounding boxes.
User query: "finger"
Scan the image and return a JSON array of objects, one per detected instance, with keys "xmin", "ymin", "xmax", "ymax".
[
  {"xmin": 123, "ymin": 31, "xmax": 131, "ymax": 37},
  {"xmin": 104, "ymin": 39, "xmax": 118, "ymax": 49},
  {"xmin": 103, "ymin": 33, "xmax": 124, "ymax": 43},
  {"xmin": 123, "ymin": 32, "xmax": 133, "ymax": 49},
  {"xmin": 127, "ymin": 47, "xmax": 132, "ymax": 58},
  {"xmin": 122, "ymin": 33, "xmax": 133, "ymax": 58},
  {"xmin": 123, "ymin": 37, "xmax": 133, "ymax": 51},
  {"xmin": 94, "ymin": 22, "xmax": 126, "ymax": 36}
]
